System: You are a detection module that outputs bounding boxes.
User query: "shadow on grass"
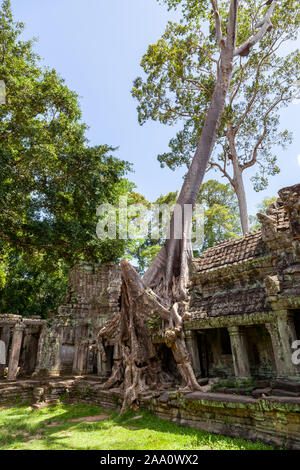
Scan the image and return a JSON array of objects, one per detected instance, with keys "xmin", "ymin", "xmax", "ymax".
[{"xmin": 0, "ymin": 404, "xmax": 275, "ymax": 450}]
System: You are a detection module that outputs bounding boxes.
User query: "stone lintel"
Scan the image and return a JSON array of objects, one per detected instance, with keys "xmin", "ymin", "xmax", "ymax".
[
  {"xmin": 184, "ymin": 311, "xmax": 276, "ymax": 331},
  {"xmin": 23, "ymin": 319, "xmax": 46, "ymax": 327}
]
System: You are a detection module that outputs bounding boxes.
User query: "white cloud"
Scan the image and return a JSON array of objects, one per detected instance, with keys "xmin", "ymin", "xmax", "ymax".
[{"xmin": 298, "ymin": 155, "xmax": 300, "ymax": 167}]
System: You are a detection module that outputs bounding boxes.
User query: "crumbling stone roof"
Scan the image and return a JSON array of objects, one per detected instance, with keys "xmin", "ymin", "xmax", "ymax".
[
  {"xmin": 265, "ymin": 199, "xmax": 290, "ymax": 230},
  {"xmin": 192, "ymin": 231, "xmax": 267, "ymax": 274},
  {"xmin": 189, "ymin": 287, "xmax": 271, "ymax": 319},
  {"xmin": 191, "ymin": 194, "xmax": 292, "ymax": 275}
]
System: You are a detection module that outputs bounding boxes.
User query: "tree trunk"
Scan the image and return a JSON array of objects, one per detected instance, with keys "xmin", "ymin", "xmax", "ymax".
[
  {"xmin": 144, "ymin": 46, "xmax": 237, "ymax": 300},
  {"xmin": 227, "ymin": 126, "xmax": 250, "ymax": 234},
  {"xmin": 233, "ymin": 163, "xmax": 250, "ymax": 235},
  {"xmin": 99, "ymin": 1, "xmax": 240, "ymax": 411}
]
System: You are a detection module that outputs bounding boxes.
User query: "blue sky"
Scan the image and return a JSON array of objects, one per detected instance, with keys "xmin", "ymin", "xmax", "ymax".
[{"xmin": 11, "ymin": 0, "xmax": 300, "ymax": 216}]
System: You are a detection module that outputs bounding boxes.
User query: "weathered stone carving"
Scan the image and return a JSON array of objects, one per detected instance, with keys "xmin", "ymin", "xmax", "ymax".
[{"xmin": 2, "ymin": 183, "xmax": 300, "ymax": 414}]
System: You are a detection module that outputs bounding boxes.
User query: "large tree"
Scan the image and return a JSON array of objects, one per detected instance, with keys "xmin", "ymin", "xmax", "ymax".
[
  {"xmin": 0, "ymin": 1, "xmax": 132, "ymax": 268},
  {"xmin": 0, "ymin": 249, "xmax": 68, "ymax": 317},
  {"xmin": 133, "ymin": 180, "xmax": 241, "ymax": 272},
  {"xmin": 0, "ymin": 1, "xmax": 136, "ymax": 317},
  {"xmin": 132, "ymin": 0, "xmax": 300, "ymax": 233},
  {"xmin": 100, "ymin": 0, "xmax": 284, "ymax": 411}
]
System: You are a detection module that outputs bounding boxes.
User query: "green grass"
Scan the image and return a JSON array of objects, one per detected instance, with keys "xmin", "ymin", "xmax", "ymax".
[{"xmin": 0, "ymin": 403, "xmax": 275, "ymax": 450}]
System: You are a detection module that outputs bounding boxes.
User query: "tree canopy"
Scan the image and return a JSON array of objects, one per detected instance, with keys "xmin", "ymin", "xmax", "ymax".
[
  {"xmin": 0, "ymin": 1, "xmax": 132, "ymax": 266},
  {"xmin": 0, "ymin": 1, "xmax": 134, "ymax": 315},
  {"xmin": 132, "ymin": 0, "xmax": 300, "ymax": 233},
  {"xmin": 132, "ymin": 179, "xmax": 241, "ymax": 272}
]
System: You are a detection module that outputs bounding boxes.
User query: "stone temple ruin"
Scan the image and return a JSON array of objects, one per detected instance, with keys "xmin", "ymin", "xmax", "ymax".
[{"xmin": 1, "ymin": 183, "xmax": 300, "ymax": 448}]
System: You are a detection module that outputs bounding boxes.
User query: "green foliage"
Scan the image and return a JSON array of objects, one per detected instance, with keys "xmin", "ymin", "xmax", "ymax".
[
  {"xmin": 0, "ymin": 249, "xmax": 68, "ymax": 317},
  {"xmin": 0, "ymin": 2, "xmax": 132, "ymax": 266},
  {"xmin": 197, "ymin": 179, "xmax": 242, "ymax": 251},
  {"xmin": 146, "ymin": 313, "xmax": 162, "ymax": 332},
  {"xmin": 133, "ymin": 180, "xmax": 241, "ymax": 271},
  {"xmin": 0, "ymin": 2, "xmax": 136, "ymax": 316},
  {"xmin": 133, "ymin": 0, "xmax": 300, "ymax": 195}
]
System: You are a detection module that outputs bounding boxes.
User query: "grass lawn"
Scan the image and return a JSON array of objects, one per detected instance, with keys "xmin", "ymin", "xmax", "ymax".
[{"xmin": 0, "ymin": 403, "xmax": 275, "ymax": 450}]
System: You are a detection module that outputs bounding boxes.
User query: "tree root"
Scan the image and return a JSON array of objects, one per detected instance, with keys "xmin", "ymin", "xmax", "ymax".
[{"xmin": 98, "ymin": 258, "xmax": 202, "ymax": 412}]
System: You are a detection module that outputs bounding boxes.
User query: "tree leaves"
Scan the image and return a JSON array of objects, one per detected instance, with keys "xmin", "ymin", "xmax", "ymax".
[
  {"xmin": 133, "ymin": 0, "xmax": 300, "ymax": 219},
  {"xmin": 0, "ymin": 2, "xmax": 135, "ymax": 315}
]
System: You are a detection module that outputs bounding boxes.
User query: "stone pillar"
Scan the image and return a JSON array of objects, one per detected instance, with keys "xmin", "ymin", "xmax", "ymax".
[
  {"xmin": 7, "ymin": 323, "xmax": 24, "ymax": 380},
  {"xmin": 185, "ymin": 330, "xmax": 201, "ymax": 376},
  {"xmin": 228, "ymin": 326, "xmax": 251, "ymax": 379},
  {"xmin": 73, "ymin": 340, "xmax": 88, "ymax": 375},
  {"xmin": 86, "ymin": 341, "xmax": 95, "ymax": 374},
  {"xmin": 32, "ymin": 325, "xmax": 47, "ymax": 377},
  {"xmin": 73, "ymin": 342, "xmax": 79, "ymax": 374},
  {"xmin": 97, "ymin": 349, "xmax": 104, "ymax": 377},
  {"xmin": 49, "ymin": 327, "xmax": 64, "ymax": 377},
  {"xmin": 0, "ymin": 326, "xmax": 10, "ymax": 377},
  {"xmin": 266, "ymin": 312, "xmax": 299, "ymax": 378},
  {"xmin": 1, "ymin": 326, "xmax": 11, "ymax": 349},
  {"xmin": 20, "ymin": 328, "xmax": 31, "ymax": 374},
  {"xmin": 97, "ymin": 346, "xmax": 108, "ymax": 378}
]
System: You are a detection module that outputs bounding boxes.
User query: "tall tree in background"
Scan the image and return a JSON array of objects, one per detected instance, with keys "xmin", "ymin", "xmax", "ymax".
[
  {"xmin": 101, "ymin": 0, "xmax": 284, "ymax": 410},
  {"xmin": 133, "ymin": 180, "xmax": 241, "ymax": 272},
  {"xmin": 0, "ymin": 1, "xmax": 132, "ymax": 314},
  {"xmin": 0, "ymin": 1, "xmax": 132, "ymax": 263},
  {"xmin": 132, "ymin": 0, "xmax": 300, "ymax": 234}
]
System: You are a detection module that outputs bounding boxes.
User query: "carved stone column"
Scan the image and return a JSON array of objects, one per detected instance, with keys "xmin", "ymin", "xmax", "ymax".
[
  {"xmin": 228, "ymin": 326, "xmax": 251, "ymax": 379},
  {"xmin": 185, "ymin": 330, "xmax": 201, "ymax": 376},
  {"xmin": 97, "ymin": 349, "xmax": 104, "ymax": 377},
  {"xmin": 0, "ymin": 326, "xmax": 10, "ymax": 377},
  {"xmin": 7, "ymin": 323, "xmax": 24, "ymax": 380},
  {"xmin": 32, "ymin": 325, "xmax": 47, "ymax": 377},
  {"xmin": 49, "ymin": 326, "xmax": 64, "ymax": 377},
  {"xmin": 97, "ymin": 342, "xmax": 108, "ymax": 377},
  {"xmin": 73, "ymin": 340, "xmax": 88, "ymax": 375},
  {"xmin": 266, "ymin": 312, "xmax": 299, "ymax": 378}
]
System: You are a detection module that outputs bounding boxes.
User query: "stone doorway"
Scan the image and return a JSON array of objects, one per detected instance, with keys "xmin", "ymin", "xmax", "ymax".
[
  {"xmin": 196, "ymin": 332, "xmax": 209, "ymax": 378},
  {"xmin": 243, "ymin": 325, "xmax": 276, "ymax": 378}
]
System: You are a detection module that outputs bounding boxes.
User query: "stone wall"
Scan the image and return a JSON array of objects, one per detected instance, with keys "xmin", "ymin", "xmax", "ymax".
[
  {"xmin": 35, "ymin": 262, "xmax": 122, "ymax": 377},
  {"xmin": 184, "ymin": 183, "xmax": 300, "ymax": 382},
  {"xmin": 146, "ymin": 390, "xmax": 300, "ymax": 450},
  {"xmin": 1, "ymin": 377, "xmax": 300, "ymax": 449},
  {"xmin": 0, "ymin": 315, "xmax": 45, "ymax": 380}
]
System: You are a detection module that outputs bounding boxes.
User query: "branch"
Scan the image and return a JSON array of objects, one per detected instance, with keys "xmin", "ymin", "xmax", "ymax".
[
  {"xmin": 226, "ymin": 0, "xmax": 239, "ymax": 50},
  {"xmin": 229, "ymin": 57, "xmax": 245, "ymax": 105},
  {"xmin": 1, "ymin": 234, "xmax": 57, "ymax": 249},
  {"xmin": 207, "ymin": 160, "xmax": 234, "ymax": 186},
  {"xmin": 241, "ymin": 94, "xmax": 289, "ymax": 170},
  {"xmin": 211, "ymin": 0, "xmax": 224, "ymax": 48},
  {"xmin": 234, "ymin": 1, "xmax": 278, "ymax": 57},
  {"xmin": 233, "ymin": 36, "xmax": 284, "ymax": 133}
]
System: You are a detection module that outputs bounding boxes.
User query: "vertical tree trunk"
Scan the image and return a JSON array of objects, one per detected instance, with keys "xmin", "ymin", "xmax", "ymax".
[
  {"xmin": 227, "ymin": 127, "xmax": 250, "ymax": 234},
  {"xmin": 100, "ymin": 1, "xmax": 244, "ymax": 411},
  {"xmin": 144, "ymin": 13, "xmax": 239, "ymax": 298},
  {"xmin": 233, "ymin": 163, "xmax": 250, "ymax": 234}
]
